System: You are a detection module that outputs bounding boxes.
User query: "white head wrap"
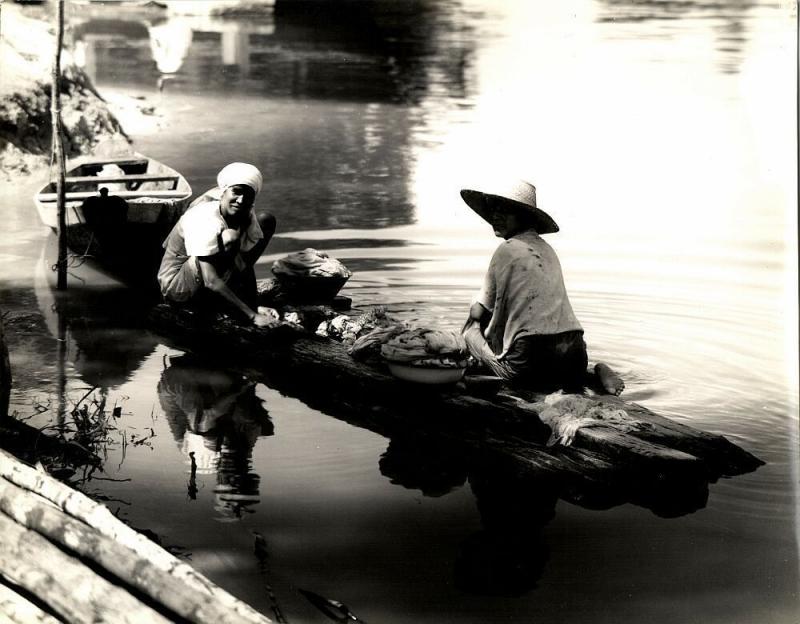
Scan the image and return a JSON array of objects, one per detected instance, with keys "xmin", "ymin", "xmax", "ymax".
[{"xmin": 216, "ymin": 162, "xmax": 263, "ymax": 195}]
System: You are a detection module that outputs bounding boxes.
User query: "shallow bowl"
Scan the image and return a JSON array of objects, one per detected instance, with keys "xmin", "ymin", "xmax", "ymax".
[{"xmin": 387, "ymin": 362, "xmax": 466, "ymax": 385}]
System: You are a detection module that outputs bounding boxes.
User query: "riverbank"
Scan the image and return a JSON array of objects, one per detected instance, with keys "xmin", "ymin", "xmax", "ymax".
[{"xmin": 0, "ymin": 3, "xmax": 160, "ymax": 181}]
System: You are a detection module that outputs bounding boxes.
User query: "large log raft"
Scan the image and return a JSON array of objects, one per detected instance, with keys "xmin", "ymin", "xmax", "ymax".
[{"xmin": 149, "ymin": 303, "xmax": 763, "ymax": 515}]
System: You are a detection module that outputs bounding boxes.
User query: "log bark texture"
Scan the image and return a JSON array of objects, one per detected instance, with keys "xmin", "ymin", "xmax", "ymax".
[
  {"xmin": 0, "ymin": 581, "xmax": 61, "ymax": 624},
  {"xmin": 0, "ymin": 477, "xmax": 263, "ymax": 624},
  {"xmin": 0, "ymin": 512, "xmax": 171, "ymax": 624}
]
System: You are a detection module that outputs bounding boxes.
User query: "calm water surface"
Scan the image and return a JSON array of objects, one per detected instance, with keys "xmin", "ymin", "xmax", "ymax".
[{"xmin": 2, "ymin": 1, "xmax": 797, "ymax": 622}]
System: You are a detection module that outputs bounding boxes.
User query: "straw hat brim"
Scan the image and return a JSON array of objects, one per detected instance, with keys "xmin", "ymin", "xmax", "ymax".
[{"xmin": 460, "ymin": 189, "xmax": 559, "ymax": 235}]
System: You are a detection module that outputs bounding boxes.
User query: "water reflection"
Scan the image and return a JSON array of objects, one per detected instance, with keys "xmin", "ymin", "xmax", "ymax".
[
  {"xmin": 595, "ymin": 0, "xmax": 756, "ymax": 73},
  {"xmin": 33, "ymin": 238, "xmax": 160, "ymax": 390},
  {"xmin": 68, "ymin": 0, "xmax": 477, "ymax": 233},
  {"xmin": 158, "ymin": 353, "xmax": 274, "ymax": 521},
  {"xmin": 71, "ymin": 0, "xmax": 470, "ymax": 102},
  {"xmin": 375, "ymin": 426, "xmax": 707, "ymax": 595},
  {"xmin": 379, "ymin": 436, "xmax": 550, "ymax": 595},
  {"xmin": 456, "ymin": 471, "xmax": 554, "ymax": 597},
  {"xmin": 379, "ymin": 436, "xmax": 467, "ymax": 497}
]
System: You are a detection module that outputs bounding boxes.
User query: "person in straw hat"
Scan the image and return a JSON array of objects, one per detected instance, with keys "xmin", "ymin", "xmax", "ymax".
[
  {"xmin": 158, "ymin": 162, "xmax": 277, "ymax": 326},
  {"xmin": 461, "ymin": 179, "xmax": 624, "ymax": 395}
]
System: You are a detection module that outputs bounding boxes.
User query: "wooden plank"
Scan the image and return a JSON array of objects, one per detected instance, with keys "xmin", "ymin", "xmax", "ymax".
[
  {"xmin": 64, "ymin": 174, "xmax": 180, "ymax": 185},
  {"xmin": 72, "ymin": 156, "xmax": 148, "ymax": 167},
  {"xmin": 37, "ymin": 190, "xmax": 189, "ymax": 202}
]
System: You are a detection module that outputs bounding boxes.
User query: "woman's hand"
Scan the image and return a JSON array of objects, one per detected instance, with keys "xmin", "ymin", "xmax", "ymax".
[{"xmin": 252, "ymin": 313, "xmax": 278, "ymax": 328}]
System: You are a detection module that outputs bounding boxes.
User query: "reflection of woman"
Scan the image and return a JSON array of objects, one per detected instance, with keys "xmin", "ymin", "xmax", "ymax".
[
  {"xmin": 455, "ymin": 471, "xmax": 555, "ymax": 597},
  {"xmin": 379, "ymin": 434, "xmax": 553, "ymax": 596},
  {"xmin": 378, "ymin": 436, "xmax": 468, "ymax": 498},
  {"xmin": 158, "ymin": 354, "xmax": 273, "ymax": 519}
]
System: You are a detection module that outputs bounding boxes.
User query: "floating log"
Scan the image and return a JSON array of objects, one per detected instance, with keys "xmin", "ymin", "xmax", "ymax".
[
  {"xmin": 149, "ymin": 304, "xmax": 764, "ymax": 488},
  {"xmin": 0, "ymin": 449, "xmax": 272, "ymax": 624}
]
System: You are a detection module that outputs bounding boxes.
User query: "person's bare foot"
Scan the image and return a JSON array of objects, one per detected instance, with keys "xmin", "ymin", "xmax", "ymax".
[{"xmin": 594, "ymin": 362, "xmax": 625, "ymax": 396}]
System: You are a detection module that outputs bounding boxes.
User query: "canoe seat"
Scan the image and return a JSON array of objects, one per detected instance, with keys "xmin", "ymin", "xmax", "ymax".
[
  {"xmin": 65, "ymin": 174, "xmax": 180, "ymax": 187},
  {"xmin": 75, "ymin": 157, "xmax": 149, "ymax": 168},
  {"xmin": 37, "ymin": 190, "xmax": 189, "ymax": 202}
]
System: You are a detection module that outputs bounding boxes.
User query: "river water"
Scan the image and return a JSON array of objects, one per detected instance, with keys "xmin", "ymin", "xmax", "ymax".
[{"xmin": 1, "ymin": 1, "xmax": 797, "ymax": 622}]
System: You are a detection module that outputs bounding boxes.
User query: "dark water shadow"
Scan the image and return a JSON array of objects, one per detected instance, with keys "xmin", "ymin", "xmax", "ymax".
[
  {"xmin": 375, "ymin": 428, "xmax": 707, "ymax": 596},
  {"xmin": 29, "ymin": 239, "xmax": 161, "ymax": 390}
]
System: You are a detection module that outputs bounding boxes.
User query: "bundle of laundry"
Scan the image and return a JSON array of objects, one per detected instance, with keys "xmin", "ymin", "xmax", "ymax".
[
  {"xmin": 380, "ymin": 328, "xmax": 469, "ymax": 369},
  {"xmin": 272, "ymin": 248, "xmax": 351, "ymax": 279},
  {"xmin": 271, "ymin": 248, "xmax": 352, "ymax": 302}
]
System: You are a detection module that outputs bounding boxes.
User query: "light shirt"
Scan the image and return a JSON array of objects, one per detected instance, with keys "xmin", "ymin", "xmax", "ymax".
[
  {"xmin": 157, "ymin": 200, "xmax": 263, "ymax": 296},
  {"xmin": 179, "ymin": 200, "xmax": 262, "ymax": 257},
  {"xmin": 476, "ymin": 229, "xmax": 582, "ymax": 357}
]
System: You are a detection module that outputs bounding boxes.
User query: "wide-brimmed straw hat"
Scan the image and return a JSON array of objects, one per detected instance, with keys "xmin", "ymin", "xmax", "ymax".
[{"xmin": 460, "ymin": 179, "xmax": 559, "ymax": 234}]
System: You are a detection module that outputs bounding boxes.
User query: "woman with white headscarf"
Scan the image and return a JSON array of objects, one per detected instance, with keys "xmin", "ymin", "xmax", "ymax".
[{"xmin": 158, "ymin": 162, "xmax": 277, "ymax": 326}]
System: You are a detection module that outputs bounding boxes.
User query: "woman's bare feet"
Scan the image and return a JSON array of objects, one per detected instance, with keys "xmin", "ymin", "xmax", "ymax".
[{"xmin": 594, "ymin": 362, "xmax": 625, "ymax": 396}]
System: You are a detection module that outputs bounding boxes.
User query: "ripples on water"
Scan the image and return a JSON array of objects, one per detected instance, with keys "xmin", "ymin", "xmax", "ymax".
[{"xmin": 3, "ymin": 0, "xmax": 797, "ymax": 622}]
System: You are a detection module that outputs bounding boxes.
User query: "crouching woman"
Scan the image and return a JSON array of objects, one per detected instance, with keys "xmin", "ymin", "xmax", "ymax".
[{"xmin": 157, "ymin": 162, "xmax": 276, "ymax": 326}]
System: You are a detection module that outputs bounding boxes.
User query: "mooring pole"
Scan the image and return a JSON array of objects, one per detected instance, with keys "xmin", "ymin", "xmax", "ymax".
[{"xmin": 51, "ymin": 0, "xmax": 68, "ymax": 290}]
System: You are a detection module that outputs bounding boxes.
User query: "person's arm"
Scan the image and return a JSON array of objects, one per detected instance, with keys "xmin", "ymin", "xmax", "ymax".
[
  {"xmin": 463, "ymin": 245, "xmax": 501, "ymax": 364},
  {"xmin": 240, "ymin": 213, "xmax": 276, "ymax": 268},
  {"xmin": 463, "ymin": 301, "xmax": 491, "ymax": 333},
  {"xmin": 462, "ymin": 302, "xmax": 497, "ymax": 364},
  {"xmin": 197, "ymin": 258, "xmax": 275, "ymax": 327}
]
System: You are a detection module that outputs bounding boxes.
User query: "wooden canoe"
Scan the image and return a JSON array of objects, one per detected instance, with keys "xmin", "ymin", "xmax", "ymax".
[
  {"xmin": 148, "ymin": 300, "xmax": 764, "ymax": 514},
  {"xmin": 33, "ymin": 151, "xmax": 192, "ymax": 287}
]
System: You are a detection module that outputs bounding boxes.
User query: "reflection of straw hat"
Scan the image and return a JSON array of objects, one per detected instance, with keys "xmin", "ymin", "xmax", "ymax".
[
  {"xmin": 182, "ymin": 432, "xmax": 219, "ymax": 475},
  {"xmin": 460, "ymin": 179, "xmax": 559, "ymax": 235}
]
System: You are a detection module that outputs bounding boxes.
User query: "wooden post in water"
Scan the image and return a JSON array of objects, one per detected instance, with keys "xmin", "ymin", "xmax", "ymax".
[
  {"xmin": 0, "ymin": 307, "xmax": 11, "ymax": 420},
  {"xmin": 51, "ymin": 0, "xmax": 68, "ymax": 290}
]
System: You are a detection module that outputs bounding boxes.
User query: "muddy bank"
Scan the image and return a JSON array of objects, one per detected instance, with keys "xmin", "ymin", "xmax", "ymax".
[{"xmin": 0, "ymin": 4, "xmax": 128, "ymax": 180}]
